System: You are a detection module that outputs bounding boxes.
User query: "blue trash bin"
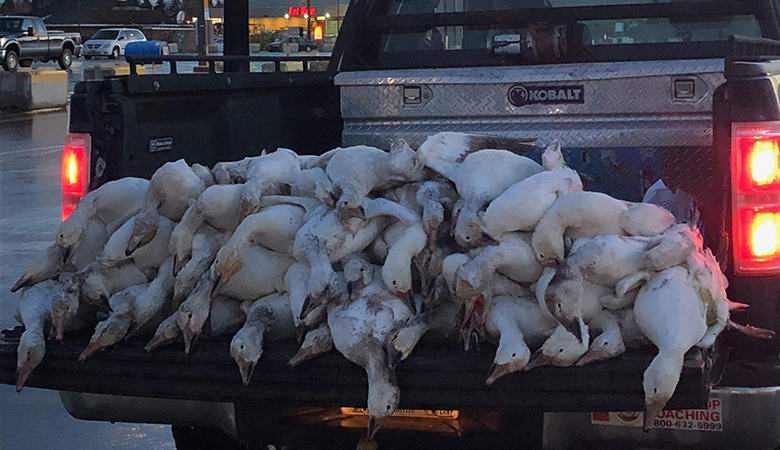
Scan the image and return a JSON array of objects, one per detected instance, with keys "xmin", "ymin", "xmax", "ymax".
[{"xmin": 124, "ymin": 41, "xmax": 170, "ymax": 62}]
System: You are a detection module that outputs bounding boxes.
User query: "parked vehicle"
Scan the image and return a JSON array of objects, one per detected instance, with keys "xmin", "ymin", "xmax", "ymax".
[
  {"xmin": 2, "ymin": 1, "xmax": 779, "ymax": 449},
  {"xmin": 82, "ymin": 28, "xmax": 146, "ymax": 60},
  {"xmin": 267, "ymin": 36, "xmax": 318, "ymax": 52},
  {"xmin": 0, "ymin": 16, "xmax": 82, "ymax": 71}
]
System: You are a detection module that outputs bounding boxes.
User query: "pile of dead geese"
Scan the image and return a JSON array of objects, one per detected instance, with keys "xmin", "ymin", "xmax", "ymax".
[{"xmin": 10, "ymin": 132, "xmax": 774, "ymax": 436}]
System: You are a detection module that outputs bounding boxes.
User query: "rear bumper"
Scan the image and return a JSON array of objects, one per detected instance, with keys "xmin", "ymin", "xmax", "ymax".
[{"xmin": 544, "ymin": 386, "xmax": 780, "ymax": 449}]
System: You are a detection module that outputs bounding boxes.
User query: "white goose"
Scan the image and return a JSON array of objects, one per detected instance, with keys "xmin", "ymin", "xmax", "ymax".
[
  {"xmin": 327, "ymin": 277, "xmax": 413, "ymax": 439},
  {"xmin": 524, "ymin": 322, "xmax": 590, "ymax": 370},
  {"xmin": 633, "ymin": 266, "xmax": 707, "ymax": 431},
  {"xmin": 190, "ymin": 163, "xmax": 215, "ymax": 187},
  {"xmin": 146, "ymin": 296, "xmax": 245, "ymax": 352},
  {"xmin": 480, "ymin": 167, "xmax": 582, "ymax": 240},
  {"xmin": 173, "ymin": 229, "xmax": 223, "ymax": 308},
  {"xmin": 415, "ymin": 132, "xmax": 541, "ymax": 248},
  {"xmin": 126, "ymin": 159, "xmax": 205, "ymax": 255},
  {"xmin": 230, "ymin": 293, "xmax": 296, "ymax": 385},
  {"xmin": 211, "ymin": 244, "xmax": 293, "ymax": 302},
  {"xmin": 287, "ymin": 322, "xmax": 333, "ymax": 367},
  {"xmin": 78, "ymin": 283, "xmax": 149, "ymax": 361},
  {"xmin": 484, "ymin": 292, "xmax": 558, "ymax": 385},
  {"xmin": 55, "ymin": 177, "xmax": 149, "ymax": 250},
  {"xmin": 169, "ymin": 184, "xmax": 243, "ymax": 274},
  {"xmin": 576, "ymin": 308, "xmax": 649, "ymax": 366},
  {"xmin": 239, "ymin": 148, "xmax": 301, "ymax": 219},
  {"xmin": 15, "ymin": 280, "xmax": 85, "ymax": 391},
  {"xmin": 102, "ymin": 214, "xmax": 174, "ymax": 275},
  {"xmin": 326, "ymin": 143, "xmax": 423, "ymax": 218}
]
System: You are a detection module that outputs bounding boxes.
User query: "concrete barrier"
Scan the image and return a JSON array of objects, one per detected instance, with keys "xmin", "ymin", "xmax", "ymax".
[
  {"xmin": 83, "ymin": 64, "xmax": 145, "ymax": 80},
  {"xmin": 0, "ymin": 70, "xmax": 67, "ymax": 111}
]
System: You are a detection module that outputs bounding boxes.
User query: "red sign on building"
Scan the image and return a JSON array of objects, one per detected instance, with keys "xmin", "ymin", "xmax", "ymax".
[{"xmin": 288, "ymin": 6, "xmax": 317, "ymax": 17}]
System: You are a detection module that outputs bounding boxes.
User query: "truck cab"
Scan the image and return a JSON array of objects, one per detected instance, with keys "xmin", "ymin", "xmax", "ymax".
[{"xmin": 1, "ymin": 1, "xmax": 779, "ymax": 448}]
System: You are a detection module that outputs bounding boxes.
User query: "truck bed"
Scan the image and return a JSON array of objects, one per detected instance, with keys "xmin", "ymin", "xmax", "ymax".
[{"xmin": 0, "ymin": 327, "xmax": 713, "ymax": 412}]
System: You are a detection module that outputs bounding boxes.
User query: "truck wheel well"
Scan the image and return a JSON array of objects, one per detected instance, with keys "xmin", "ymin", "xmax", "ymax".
[
  {"xmin": 63, "ymin": 42, "xmax": 74, "ymax": 53},
  {"xmin": 5, "ymin": 43, "xmax": 20, "ymax": 56}
]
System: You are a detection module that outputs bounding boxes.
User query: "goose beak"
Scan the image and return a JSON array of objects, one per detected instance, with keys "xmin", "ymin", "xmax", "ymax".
[
  {"xmin": 172, "ymin": 255, "xmax": 184, "ymax": 276},
  {"xmin": 182, "ymin": 326, "xmax": 199, "ymax": 355},
  {"xmin": 15, "ymin": 361, "xmax": 36, "ymax": 392},
  {"xmin": 644, "ymin": 400, "xmax": 665, "ymax": 433},
  {"xmin": 125, "ymin": 235, "xmax": 142, "ymax": 256},
  {"xmin": 79, "ymin": 339, "xmax": 105, "ymax": 362},
  {"xmin": 386, "ymin": 343, "xmax": 404, "ymax": 370},
  {"xmin": 396, "ymin": 290, "xmax": 416, "ymax": 314},
  {"xmin": 485, "ymin": 363, "xmax": 510, "ymax": 386},
  {"xmin": 367, "ymin": 416, "xmax": 383, "ymax": 440},
  {"xmin": 559, "ymin": 317, "xmax": 583, "ymax": 344},
  {"xmin": 237, "ymin": 357, "xmax": 257, "ymax": 386},
  {"xmin": 576, "ymin": 348, "xmax": 607, "ymax": 366},
  {"xmin": 288, "ymin": 345, "xmax": 315, "ymax": 367},
  {"xmin": 145, "ymin": 332, "xmax": 176, "ymax": 353},
  {"xmin": 10, "ymin": 274, "xmax": 31, "ymax": 293},
  {"xmin": 525, "ymin": 348, "xmax": 551, "ymax": 371},
  {"xmin": 52, "ymin": 315, "xmax": 67, "ymax": 341},
  {"xmin": 300, "ymin": 295, "xmax": 321, "ymax": 321}
]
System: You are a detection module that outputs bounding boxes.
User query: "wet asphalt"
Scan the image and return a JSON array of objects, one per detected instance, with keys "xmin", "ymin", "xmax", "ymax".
[{"xmin": 0, "ymin": 110, "xmax": 175, "ymax": 449}]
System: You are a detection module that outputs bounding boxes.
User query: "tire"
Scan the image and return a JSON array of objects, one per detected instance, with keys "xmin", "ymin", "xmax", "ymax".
[
  {"xmin": 58, "ymin": 48, "xmax": 73, "ymax": 70},
  {"xmin": 110, "ymin": 47, "xmax": 120, "ymax": 59},
  {"xmin": 18, "ymin": 60, "xmax": 32, "ymax": 68},
  {"xmin": 2, "ymin": 49, "xmax": 18, "ymax": 72},
  {"xmin": 172, "ymin": 426, "xmax": 246, "ymax": 450}
]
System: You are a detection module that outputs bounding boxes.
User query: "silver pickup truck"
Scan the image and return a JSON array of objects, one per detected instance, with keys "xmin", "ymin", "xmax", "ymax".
[{"xmin": 0, "ymin": 15, "xmax": 82, "ymax": 71}]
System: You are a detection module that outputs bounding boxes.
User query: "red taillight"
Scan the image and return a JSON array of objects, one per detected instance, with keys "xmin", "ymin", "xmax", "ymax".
[
  {"xmin": 732, "ymin": 122, "xmax": 780, "ymax": 274},
  {"xmin": 61, "ymin": 133, "xmax": 91, "ymax": 221}
]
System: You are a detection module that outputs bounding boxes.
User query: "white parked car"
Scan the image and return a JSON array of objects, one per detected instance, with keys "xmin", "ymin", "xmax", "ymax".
[{"xmin": 83, "ymin": 28, "xmax": 146, "ymax": 59}]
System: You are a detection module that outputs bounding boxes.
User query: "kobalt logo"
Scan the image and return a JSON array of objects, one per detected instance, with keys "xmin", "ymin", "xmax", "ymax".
[{"xmin": 508, "ymin": 84, "xmax": 585, "ymax": 106}]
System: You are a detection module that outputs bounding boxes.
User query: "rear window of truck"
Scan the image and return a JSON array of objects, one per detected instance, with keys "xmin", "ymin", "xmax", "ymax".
[{"xmin": 352, "ymin": 0, "xmax": 775, "ymax": 69}]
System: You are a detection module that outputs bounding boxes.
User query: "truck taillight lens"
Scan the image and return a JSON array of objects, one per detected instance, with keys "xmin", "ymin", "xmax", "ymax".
[
  {"xmin": 61, "ymin": 133, "xmax": 91, "ymax": 221},
  {"xmin": 732, "ymin": 122, "xmax": 780, "ymax": 274}
]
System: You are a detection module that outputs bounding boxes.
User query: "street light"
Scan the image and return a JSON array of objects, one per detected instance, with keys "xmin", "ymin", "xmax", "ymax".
[
  {"xmin": 325, "ymin": 12, "xmax": 331, "ymax": 18},
  {"xmin": 284, "ymin": 13, "xmax": 290, "ymax": 19}
]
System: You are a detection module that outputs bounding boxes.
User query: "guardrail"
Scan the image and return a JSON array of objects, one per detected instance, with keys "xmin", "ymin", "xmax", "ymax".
[{"xmin": 125, "ymin": 54, "xmax": 332, "ymax": 76}]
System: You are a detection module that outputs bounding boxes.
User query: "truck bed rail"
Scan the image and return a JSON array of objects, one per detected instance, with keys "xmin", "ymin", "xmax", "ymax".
[{"xmin": 0, "ymin": 327, "xmax": 714, "ymax": 412}]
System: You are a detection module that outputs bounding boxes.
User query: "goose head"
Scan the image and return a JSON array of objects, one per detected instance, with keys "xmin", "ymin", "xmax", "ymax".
[
  {"xmin": 126, "ymin": 211, "xmax": 159, "ymax": 256},
  {"xmin": 388, "ymin": 138, "xmax": 424, "ymax": 179},
  {"xmin": 239, "ymin": 179, "xmax": 265, "ymax": 221},
  {"xmin": 79, "ymin": 315, "xmax": 130, "ymax": 361},
  {"xmin": 366, "ymin": 374, "xmax": 401, "ymax": 440},
  {"xmin": 642, "ymin": 352, "xmax": 684, "ymax": 432},
  {"xmin": 51, "ymin": 276, "xmax": 81, "ymax": 341},
  {"xmin": 176, "ymin": 295, "xmax": 210, "ymax": 355},
  {"xmin": 288, "ymin": 323, "xmax": 333, "ymax": 367},
  {"xmin": 81, "ymin": 271, "xmax": 110, "ymax": 306},
  {"xmin": 145, "ymin": 315, "xmax": 182, "ymax": 352},
  {"xmin": 16, "ymin": 330, "xmax": 45, "ymax": 392},
  {"xmin": 542, "ymin": 140, "xmax": 564, "ymax": 170},
  {"xmin": 544, "ymin": 267, "xmax": 585, "ymax": 342},
  {"xmin": 525, "ymin": 323, "xmax": 589, "ymax": 370},
  {"xmin": 230, "ymin": 326, "xmax": 264, "ymax": 385},
  {"xmin": 453, "ymin": 203, "xmax": 495, "ymax": 249},
  {"xmin": 486, "ymin": 334, "xmax": 531, "ymax": 385},
  {"xmin": 212, "ymin": 247, "xmax": 241, "ymax": 297},
  {"xmin": 11, "ymin": 244, "xmax": 67, "ymax": 293},
  {"xmin": 576, "ymin": 328, "xmax": 626, "ymax": 366},
  {"xmin": 343, "ymin": 255, "xmax": 375, "ymax": 299},
  {"xmin": 385, "ymin": 321, "xmax": 421, "ymax": 369},
  {"xmin": 55, "ymin": 196, "xmax": 95, "ymax": 249},
  {"xmin": 531, "ymin": 226, "xmax": 565, "ymax": 267}
]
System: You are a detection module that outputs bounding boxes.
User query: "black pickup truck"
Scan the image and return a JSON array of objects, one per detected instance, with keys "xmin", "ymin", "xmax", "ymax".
[
  {"xmin": 2, "ymin": 1, "xmax": 780, "ymax": 449},
  {"xmin": 0, "ymin": 15, "xmax": 82, "ymax": 71}
]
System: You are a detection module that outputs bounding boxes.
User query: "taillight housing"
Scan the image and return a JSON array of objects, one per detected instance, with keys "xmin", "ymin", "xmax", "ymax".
[
  {"xmin": 61, "ymin": 133, "xmax": 91, "ymax": 221},
  {"xmin": 731, "ymin": 122, "xmax": 780, "ymax": 275}
]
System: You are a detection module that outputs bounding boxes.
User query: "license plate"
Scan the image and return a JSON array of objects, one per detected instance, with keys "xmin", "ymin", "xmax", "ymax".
[
  {"xmin": 339, "ymin": 407, "xmax": 460, "ymax": 420},
  {"xmin": 591, "ymin": 399, "xmax": 723, "ymax": 432}
]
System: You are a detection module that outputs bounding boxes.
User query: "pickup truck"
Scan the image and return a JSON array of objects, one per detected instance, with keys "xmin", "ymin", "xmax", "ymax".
[
  {"xmin": 0, "ymin": 15, "xmax": 82, "ymax": 71},
  {"xmin": 2, "ymin": 1, "xmax": 780, "ymax": 449}
]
